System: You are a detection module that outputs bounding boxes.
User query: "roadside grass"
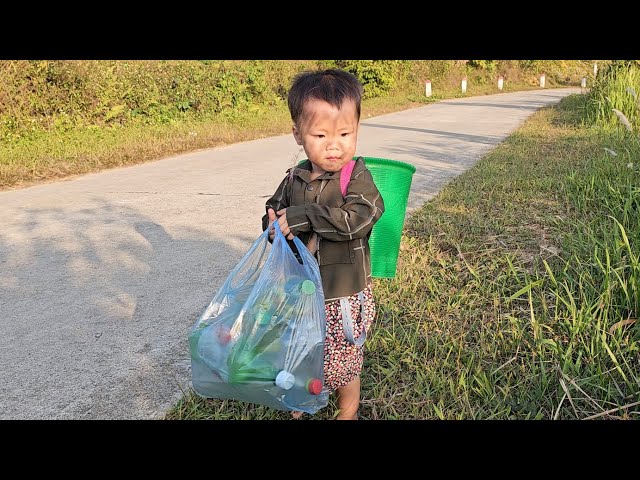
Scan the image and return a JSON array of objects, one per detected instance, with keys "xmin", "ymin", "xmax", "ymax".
[
  {"xmin": 584, "ymin": 63, "xmax": 640, "ymax": 130},
  {"xmin": 0, "ymin": 106, "xmax": 292, "ymax": 190},
  {"xmin": 367, "ymin": 94, "xmax": 639, "ymax": 419},
  {"xmin": 166, "ymin": 93, "xmax": 639, "ymax": 420}
]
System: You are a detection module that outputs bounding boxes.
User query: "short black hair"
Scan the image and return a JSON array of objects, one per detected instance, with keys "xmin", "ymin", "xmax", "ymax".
[{"xmin": 287, "ymin": 69, "xmax": 363, "ymax": 126}]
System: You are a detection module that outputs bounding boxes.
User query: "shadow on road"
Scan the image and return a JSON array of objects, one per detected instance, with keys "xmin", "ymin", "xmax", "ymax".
[
  {"xmin": 361, "ymin": 122, "xmax": 501, "ymax": 145},
  {"xmin": 0, "ymin": 200, "xmax": 253, "ymax": 419}
]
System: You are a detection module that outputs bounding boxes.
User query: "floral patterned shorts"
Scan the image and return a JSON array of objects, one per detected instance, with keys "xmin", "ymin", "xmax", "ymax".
[{"xmin": 323, "ymin": 284, "xmax": 375, "ymax": 391}]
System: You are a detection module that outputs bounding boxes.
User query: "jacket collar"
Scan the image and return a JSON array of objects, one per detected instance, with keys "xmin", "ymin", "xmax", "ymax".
[{"xmin": 290, "ymin": 159, "xmax": 350, "ymax": 183}]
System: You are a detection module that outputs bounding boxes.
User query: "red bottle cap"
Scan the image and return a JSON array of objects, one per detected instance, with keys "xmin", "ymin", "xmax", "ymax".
[
  {"xmin": 217, "ymin": 327, "xmax": 231, "ymax": 345},
  {"xmin": 306, "ymin": 378, "xmax": 322, "ymax": 395}
]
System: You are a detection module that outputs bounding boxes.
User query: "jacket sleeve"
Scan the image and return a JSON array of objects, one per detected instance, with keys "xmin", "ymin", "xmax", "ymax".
[
  {"xmin": 286, "ymin": 167, "xmax": 385, "ymax": 241},
  {"xmin": 261, "ymin": 173, "xmax": 290, "ymax": 232}
]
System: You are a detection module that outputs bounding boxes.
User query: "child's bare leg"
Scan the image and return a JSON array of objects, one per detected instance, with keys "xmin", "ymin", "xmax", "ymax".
[
  {"xmin": 335, "ymin": 376, "xmax": 360, "ymax": 420},
  {"xmin": 291, "ymin": 411, "xmax": 303, "ymax": 419}
]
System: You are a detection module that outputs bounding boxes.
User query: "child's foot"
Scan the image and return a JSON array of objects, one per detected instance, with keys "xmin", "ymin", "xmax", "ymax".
[{"xmin": 291, "ymin": 411, "xmax": 304, "ymax": 419}]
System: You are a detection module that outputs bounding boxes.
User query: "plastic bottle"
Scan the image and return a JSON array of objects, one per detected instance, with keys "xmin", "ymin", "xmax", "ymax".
[
  {"xmin": 227, "ymin": 278, "xmax": 318, "ymax": 386},
  {"xmin": 227, "ymin": 322, "xmax": 284, "ymax": 385},
  {"xmin": 270, "ymin": 278, "xmax": 316, "ymax": 326},
  {"xmin": 284, "ymin": 278, "xmax": 316, "ymax": 307},
  {"xmin": 280, "ymin": 341, "xmax": 328, "ymax": 411},
  {"xmin": 192, "ymin": 323, "xmax": 233, "ymax": 380},
  {"xmin": 190, "ymin": 301, "xmax": 240, "ymax": 356},
  {"xmin": 254, "ymin": 303, "xmax": 273, "ymax": 327},
  {"xmin": 275, "ymin": 370, "xmax": 322, "ymax": 394},
  {"xmin": 249, "ymin": 278, "xmax": 301, "ymax": 328},
  {"xmin": 262, "ymin": 278, "xmax": 316, "ymax": 364},
  {"xmin": 249, "ymin": 278, "xmax": 314, "ymax": 356},
  {"xmin": 227, "ymin": 342, "xmax": 280, "ymax": 384}
]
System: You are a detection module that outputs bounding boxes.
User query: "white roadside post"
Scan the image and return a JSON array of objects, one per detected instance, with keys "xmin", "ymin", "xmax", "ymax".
[
  {"xmin": 461, "ymin": 76, "xmax": 467, "ymax": 94},
  {"xmin": 581, "ymin": 77, "xmax": 587, "ymax": 93},
  {"xmin": 593, "ymin": 62, "xmax": 598, "ymax": 77},
  {"xmin": 425, "ymin": 79, "xmax": 432, "ymax": 97},
  {"xmin": 539, "ymin": 73, "xmax": 546, "ymax": 88},
  {"xmin": 498, "ymin": 75, "xmax": 504, "ymax": 91}
]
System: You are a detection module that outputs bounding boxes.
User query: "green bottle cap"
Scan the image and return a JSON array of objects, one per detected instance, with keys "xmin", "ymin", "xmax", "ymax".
[{"xmin": 300, "ymin": 280, "xmax": 316, "ymax": 295}]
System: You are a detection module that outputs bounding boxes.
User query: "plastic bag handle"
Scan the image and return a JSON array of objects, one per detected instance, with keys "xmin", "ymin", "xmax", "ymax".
[{"xmin": 271, "ymin": 218, "xmax": 318, "ymax": 273}]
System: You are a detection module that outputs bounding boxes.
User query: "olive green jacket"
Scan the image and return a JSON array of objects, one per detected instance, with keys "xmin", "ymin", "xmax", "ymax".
[{"xmin": 262, "ymin": 157, "xmax": 385, "ymax": 302}]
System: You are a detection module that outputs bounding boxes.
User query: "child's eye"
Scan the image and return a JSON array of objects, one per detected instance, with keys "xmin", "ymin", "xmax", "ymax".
[
  {"xmin": 316, "ymin": 135, "xmax": 325, "ymax": 138},
  {"xmin": 341, "ymin": 133, "xmax": 350, "ymax": 137}
]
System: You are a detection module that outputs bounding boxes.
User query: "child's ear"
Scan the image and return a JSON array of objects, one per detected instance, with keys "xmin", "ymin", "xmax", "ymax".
[{"xmin": 292, "ymin": 125, "xmax": 303, "ymax": 145}]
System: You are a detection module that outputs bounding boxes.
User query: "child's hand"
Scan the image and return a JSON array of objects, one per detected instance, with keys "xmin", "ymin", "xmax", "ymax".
[
  {"xmin": 276, "ymin": 208, "xmax": 294, "ymax": 240},
  {"xmin": 267, "ymin": 208, "xmax": 294, "ymax": 241},
  {"xmin": 267, "ymin": 208, "xmax": 277, "ymax": 241}
]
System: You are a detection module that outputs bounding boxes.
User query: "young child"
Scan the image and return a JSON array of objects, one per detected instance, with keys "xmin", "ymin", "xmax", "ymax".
[{"xmin": 262, "ymin": 69, "xmax": 384, "ymax": 420}]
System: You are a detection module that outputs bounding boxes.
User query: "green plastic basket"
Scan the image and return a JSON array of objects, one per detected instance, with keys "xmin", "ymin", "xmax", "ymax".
[{"xmin": 362, "ymin": 157, "xmax": 416, "ymax": 278}]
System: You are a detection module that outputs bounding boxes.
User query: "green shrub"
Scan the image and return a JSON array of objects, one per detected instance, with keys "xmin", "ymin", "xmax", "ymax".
[
  {"xmin": 338, "ymin": 60, "xmax": 400, "ymax": 99},
  {"xmin": 0, "ymin": 60, "xmax": 601, "ymax": 145},
  {"xmin": 468, "ymin": 60, "xmax": 497, "ymax": 74}
]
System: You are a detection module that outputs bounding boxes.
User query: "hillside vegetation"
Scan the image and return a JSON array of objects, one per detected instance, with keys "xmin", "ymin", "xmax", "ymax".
[{"xmin": 0, "ymin": 60, "xmax": 595, "ymax": 189}]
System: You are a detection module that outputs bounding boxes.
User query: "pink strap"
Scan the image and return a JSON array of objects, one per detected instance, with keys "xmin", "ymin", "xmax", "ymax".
[{"xmin": 340, "ymin": 160, "xmax": 356, "ymax": 197}]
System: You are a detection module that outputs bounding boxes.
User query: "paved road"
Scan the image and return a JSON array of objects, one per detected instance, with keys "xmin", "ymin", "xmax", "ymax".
[{"xmin": 0, "ymin": 88, "xmax": 580, "ymax": 419}]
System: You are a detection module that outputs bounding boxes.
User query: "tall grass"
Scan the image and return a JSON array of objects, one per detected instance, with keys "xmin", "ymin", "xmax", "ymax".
[
  {"xmin": 584, "ymin": 61, "xmax": 640, "ymax": 131},
  {"xmin": 367, "ymin": 92, "xmax": 639, "ymax": 419}
]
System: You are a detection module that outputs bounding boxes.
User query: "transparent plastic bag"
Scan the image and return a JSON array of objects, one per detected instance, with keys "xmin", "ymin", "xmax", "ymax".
[{"xmin": 189, "ymin": 220, "xmax": 329, "ymax": 414}]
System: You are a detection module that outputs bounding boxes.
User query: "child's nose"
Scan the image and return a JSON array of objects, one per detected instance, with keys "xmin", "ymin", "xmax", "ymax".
[{"xmin": 327, "ymin": 136, "xmax": 340, "ymax": 148}]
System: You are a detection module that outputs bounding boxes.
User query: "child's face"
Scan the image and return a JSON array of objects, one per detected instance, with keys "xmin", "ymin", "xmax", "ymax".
[{"xmin": 292, "ymin": 98, "xmax": 359, "ymax": 175}]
